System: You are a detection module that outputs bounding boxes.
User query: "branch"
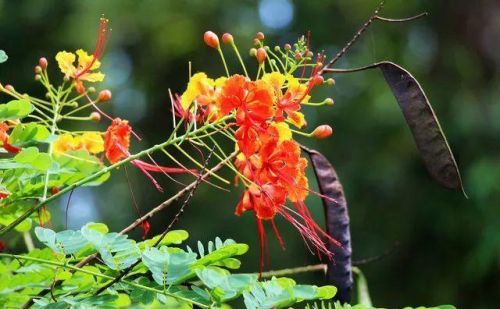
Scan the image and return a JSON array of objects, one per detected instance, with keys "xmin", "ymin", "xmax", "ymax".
[
  {"xmin": 93, "ymin": 147, "xmax": 218, "ymax": 295},
  {"xmin": 0, "ymin": 115, "xmax": 232, "ymax": 236},
  {"xmin": 20, "ymin": 151, "xmax": 237, "ymax": 308},
  {"xmin": 320, "ymin": 0, "xmax": 428, "ymax": 73}
]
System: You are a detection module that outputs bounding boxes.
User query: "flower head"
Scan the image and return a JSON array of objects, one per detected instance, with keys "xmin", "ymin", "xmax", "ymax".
[{"xmin": 104, "ymin": 118, "xmax": 131, "ymax": 164}]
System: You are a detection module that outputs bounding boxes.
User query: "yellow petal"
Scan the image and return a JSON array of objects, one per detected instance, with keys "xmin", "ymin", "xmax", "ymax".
[
  {"xmin": 287, "ymin": 111, "xmax": 306, "ymax": 129},
  {"xmin": 76, "ymin": 49, "xmax": 101, "ymax": 70},
  {"xmin": 55, "ymin": 51, "xmax": 77, "ymax": 78},
  {"xmin": 271, "ymin": 122, "xmax": 292, "ymax": 143},
  {"xmin": 263, "ymin": 72, "xmax": 286, "ymax": 93},
  {"xmin": 53, "ymin": 134, "xmax": 76, "ymax": 156},
  {"xmin": 181, "ymin": 72, "xmax": 214, "ymax": 110},
  {"xmin": 80, "ymin": 72, "xmax": 105, "ymax": 82},
  {"xmin": 80, "ymin": 132, "xmax": 104, "ymax": 154}
]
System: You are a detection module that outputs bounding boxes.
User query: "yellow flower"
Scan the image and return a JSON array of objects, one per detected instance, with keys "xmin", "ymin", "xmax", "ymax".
[
  {"xmin": 53, "ymin": 132, "xmax": 104, "ymax": 156},
  {"xmin": 287, "ymin": 111, "xmax": 306, "ymax": 128},
  {"xmin": 53, "ymin": 134, "xmax": 79, "ymax": 156},
  {"xmin": 55, "ymin": 49, "xmax": 105, "ymax": 83},
  {"xmin": 180, "ymin": 72, "xmax": 223, "ymax": 110},
  {"xmin": 76, "ymin": 132, "xmax": 104, "ymax": 154}
]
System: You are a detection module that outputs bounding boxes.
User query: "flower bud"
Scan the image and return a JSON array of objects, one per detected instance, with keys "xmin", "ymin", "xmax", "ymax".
[
  {"xmin": 4, "ymin": 84, "xmax": 14, "ymax": 92},
  {"xmin": 51, "ymin": 187, "xmax": 60, "ymax": 195},
  {"xmin": 255, "ymin": 32, "xmax": 265, "ymax": 41},
  {"xmin": 203, "ymin": 31, "xmax": 219, "ymax": 49},
  {"xmin": 253, "ymin": 38, "xmax": 261, "ymax": 46},
  {"xmin": 34, "ymin": 65, "xmax": 42, "ymax": 74},
  {"xmin": 294, "ymin": 52, "xmax": 302, "ymax": 61},
  {"xmin": 222, "ymin": 33, "xmax": 233, "ymax": 45},
  {"xmin": 326, "ymin": 78, "xmax": 335, "ymax": 86},
  {"xmin": 274, "ymin": 46, "xmax": 281, "ymax": 52},
  {"xmin": 284, "ymin": 43, "xmax": 291, "ymax": 50},
  {"xmin": 311, "ymin": 75, "xmax": 324, "ymax": 86},
  {"xmin": 98, "ymin": 89, "xmax": 112, "ymax": 102},
  {"xmin": 256, "ymin": 47, "xmax": 267, "ymax": 64},
  {"xmin": 90, "ymin": 112, "xmax": 101, "ymax": 122},
  {"xmin": 312, "ymin": 125, "xmax": 333, "ymax": 139},
  {"xmin": 39, "ymin": 57, "xmax": 48, "ymax": 69},
  {"xmin": 249, "ymin": 48, "xmax": 257, "ymax": 57},
  {"xmin": 306, "ymin": 51, "xmax": 314, "ymax": 58},
  {"xmin": 87, "ymin": 86, "xmax": 96, "ymax": 93},
  {"xmin": 35, "ymin": 74, "xmax": 41, "ymax": 81},
  {"xmin": 324, "ymin": 98, "xmax": 334, "ymax": 105}
]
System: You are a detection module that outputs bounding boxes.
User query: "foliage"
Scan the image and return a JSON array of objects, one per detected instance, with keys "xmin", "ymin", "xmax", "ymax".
[{"xmin": 0, "ymin": 223, "xmax": 335, "ymax": 308}]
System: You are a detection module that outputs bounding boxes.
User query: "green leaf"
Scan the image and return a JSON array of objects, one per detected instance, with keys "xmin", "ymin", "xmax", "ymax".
[
  {"xmin": 141, "ymin": 246, "xmax": 197, "ymax": 285},
  {"xmin": 84, "ymin": 222, "xmax": 109, "ymax": 234},
  {"xmin": 0, "ymin": 99, "xmax": 33, "ymax": 121},
  {"xmin": 14, "ymin": 147, "xmax": 52, "ymax": 171},
  {"xmin": 35, "ymin": 227, "xmax": 88, "ymax": 254},
  {"xmin": 0, "ymin": 50, "xmax": 7, "ymax": 63},
  {"xmin": 138, "ymin": 230, "xmax": 189, "ymax": 250},
  {"xmin": 9, "ymin": 123, "xmax": 51, "ymax": 146}
]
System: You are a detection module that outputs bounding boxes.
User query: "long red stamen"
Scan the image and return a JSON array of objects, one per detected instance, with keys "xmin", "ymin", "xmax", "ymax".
[{"xmin": 75, "ymin": 17, "xmax": 109, "ymax": 79}]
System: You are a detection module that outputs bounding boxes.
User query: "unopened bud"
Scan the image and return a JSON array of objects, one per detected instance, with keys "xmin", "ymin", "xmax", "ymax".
[
  {"xmin": 256, "ymin": 47, "xmax": 267, "ymax": 64},
  {"xmin": 35, "ymin": 74, "xmax": 41, "ymax": 81},
  {"xmin": 324, "ymin": 98, "xmax": 334, "ymax": 105},
  {"xmin": 203, "ymin": 31, "xmax": 219, "ymax": 49},
  {"xmin": 306, "ymin": 51, "xmax": 314, "ymax": 58},
  {"xmin": 39, "ymin": 57, "xmax": 48, "ymax": 69},
  {"xmin": 222, "ymin": 33, "xmax": 233, "ymax": 45},
  {"xmin": 294, "ymin": 52, "xmax": 302, "ymax": 61},
  {"xmin": 253, "ymin": 38, "xmax": 261, "ymax": 46},
  {"xmin": 4, "ymin": 84, "xmax": 14, "ymax": 92},
  {"xmin": 51, "ymin": 187, "xmax": 60, "ymax": 195},
  {"xmin": 312, "ymin": 125, "xmax": 333, "ymax": 139},
  {"xmin": 98, "ymin": 89, "xmax": 112, "ymax": 102},
  {"xmin": 284, "ymin": 43, "xmax": 291, "ymax": 50},
  {"xmin": 34, "ymin": 65, "xmax": 42, "ymax": 74},
  {"xmin": 90, "ymin": 112, "xmax": 101, "ymax": 122},
  {"xmin": 311, "ymin": 75, "xmax": 324, "ymax": 86},
  {"xmin": 326, "ymin": 78, "xmax": 335, "ymax": 86},
  {"xmin": 274, "ymin": 46, "xmax": 281, "ymax": 52},
  {"xmin": 249, "ymin": 48, "xmax": 257, "ymax": 57},
  {"xmin": 87, "ymin": 86, "xmax": 96, "ymax": 93},
  {"xmin": 255, "ymin": 32, "xmax": 265, "ymax": 41}
]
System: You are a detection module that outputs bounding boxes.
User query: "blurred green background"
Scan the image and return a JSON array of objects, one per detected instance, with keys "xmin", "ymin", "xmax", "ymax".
[{"xmin": 1, "ymin": 0, "xmax": 499, "ymax": 308}]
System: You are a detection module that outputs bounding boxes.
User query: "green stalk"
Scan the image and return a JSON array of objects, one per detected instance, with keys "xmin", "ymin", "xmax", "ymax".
[
  {"xmin": 0, "ymin": 253, "xmax": 208, "ymax": 308},
  {"xmin": 0, "ymin": 115, "xmax": 232, "ymax": 236}
]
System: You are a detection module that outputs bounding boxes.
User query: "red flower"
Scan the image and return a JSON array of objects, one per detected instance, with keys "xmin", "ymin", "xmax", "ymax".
[
  {"xmin": 104, "ymin": 118, "xmax": 131, "ymax": 164},
  {"xmin": 0, "ymin": 122, "xmax": 21, "ymax": 154}
]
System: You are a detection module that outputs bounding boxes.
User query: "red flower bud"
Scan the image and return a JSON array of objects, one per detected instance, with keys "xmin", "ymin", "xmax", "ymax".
[
  {"xmin": 312, "ymin": 125, "xmax": 333, "ymax": 139},
  {"xmin": 222, "ymin": 33, "xmax": 233, "ymax": 44},
  {"xmin": 203, "ymin": 31, "xmax": 219, "ymax": 49},
  {"xmin": 98, "ymin": 89, "xmax": 112, "ymax": 102},
  {"xmin": 253, "ymin": 38, "xmax": 261, "ymax": 46},
  {"xmin": 51, "ymin": 187, "xmax": 60, "ymax": 195},
  {"xmin": 256, "ymin": 47, "xmax": 267, "ymax": 64},
  {"xmin": 90, "ymin": 112, "xmax": 101, "ymax": 122},
  {"xmin": 284, "ymin": 43, "xmax": 291, "ymax": 50},
  {"xmin": 39, "ymin": 57, "xmax": 48, "ymax": 69},
  {"xmin": 34, "ymin": 65, "xmax": 42, "ymax": 74},
  {"xmin": 311, "ymin": 75, "xmax": 324, "ymax": 86},
  {"xmin": 255, "ymin": 32, "xmax": 265, "ymax": 40},
  {"xmin": 4, "ymin": 84, "xmax": 14, "ymax": 92}
]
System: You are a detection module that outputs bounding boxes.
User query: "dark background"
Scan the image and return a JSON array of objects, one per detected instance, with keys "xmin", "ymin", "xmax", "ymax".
[{"xmin": 0, "ymin": 0, "xmax": 498, "ymax": 308}]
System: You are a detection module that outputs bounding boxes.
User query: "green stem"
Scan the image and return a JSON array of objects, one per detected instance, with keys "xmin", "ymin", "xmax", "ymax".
[
  {"xmin": 22, "ymin": 231, "xmax": 35, "ymax": 252},
  {"xmin": 217, "ymin": 47, "xmax": 230, "ymax": 77},
  {"xmin": 0, "ymin": 253, "xmax": 208, "ymax": 308},
  {"xmin": 260, "ymin": 263, "xmax": 327, "ymax": 279},
  {"xmin": 0, "ymin": 116, "xmax": 232, "ymax": 236}
]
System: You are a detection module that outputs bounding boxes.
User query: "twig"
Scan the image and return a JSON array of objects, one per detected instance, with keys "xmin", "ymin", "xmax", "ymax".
[
  {"xmin": 260, "ymin": 263, "xmax": 327, "ymax": 279},
  {"xmin": 93, "ymin": 147, "xmax": 217, "ymax": 295},
  {"xmin": 320, "ymin": 0, "xmax": 428, "ymax": 73},
  {"xmin": 20, "ymin": 151, "xmax": 236, "ymax": 308}
]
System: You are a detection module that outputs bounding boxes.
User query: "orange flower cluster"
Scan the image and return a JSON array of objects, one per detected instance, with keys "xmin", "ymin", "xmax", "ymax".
[{"xmin": 179, "ymin": 67, "xmax": 337, "ymax": 263}]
